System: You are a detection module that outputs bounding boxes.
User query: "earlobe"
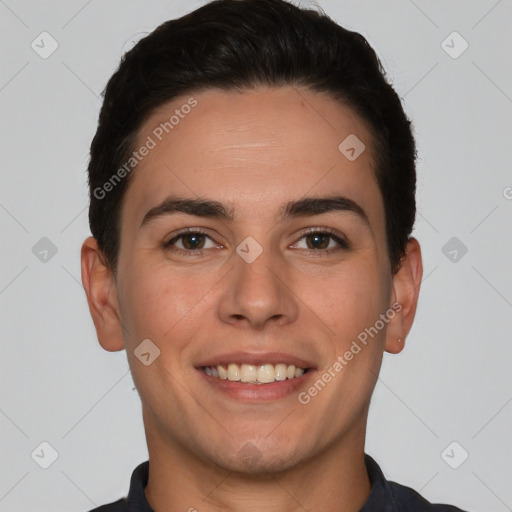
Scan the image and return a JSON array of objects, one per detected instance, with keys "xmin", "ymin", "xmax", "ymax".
[
  {"xmin": 81, "ymin": 236, "xmax": 125, "ymax": 352},
  {"xmin": 384, "ymin": 237, "xmax": 423, "ymax": 354}
]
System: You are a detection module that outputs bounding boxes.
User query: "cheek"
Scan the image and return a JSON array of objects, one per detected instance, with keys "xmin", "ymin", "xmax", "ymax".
[
  {"xmin": 117, "ymin": 256, "xmax": 217, "ymax": 347},
  {"xmin": 316, "ymin": 262, "xmax": 389, "ymax": 338},
  {"xmin": 118, "ymin": 265, "xmax": 202, "ymax": 396}
]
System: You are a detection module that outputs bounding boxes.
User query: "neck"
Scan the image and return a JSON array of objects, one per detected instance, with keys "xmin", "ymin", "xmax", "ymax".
[{"xmin": 143, "ymin": 415, "xmax": 371, "ymax": 512}]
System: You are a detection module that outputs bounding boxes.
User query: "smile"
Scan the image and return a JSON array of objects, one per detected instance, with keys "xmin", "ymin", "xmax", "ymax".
[{"xmin": 201, "ymin": 363, "xmax": 308, "ymax": 384}]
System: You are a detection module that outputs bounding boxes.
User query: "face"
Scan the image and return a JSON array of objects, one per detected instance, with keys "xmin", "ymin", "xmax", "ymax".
[{"xmin": 84, "ymin": 86, "xmax": 420, "ymax": 474}]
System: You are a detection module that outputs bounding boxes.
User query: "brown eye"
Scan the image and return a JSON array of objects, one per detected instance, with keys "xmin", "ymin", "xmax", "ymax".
[
  {"xmin": 293, "ymin": 229, "xmax": 349, "ymax": 253},
  {"xmin": 178, "ymin": 233, "xmax": 206, "ymax": 250},
  {"xmin": 305, "ymin": 233, "xmax": 331, "ymax": 250},
  {"xmin": 163, "ymin": 229, "xmax": 219, "ymax": 254}
]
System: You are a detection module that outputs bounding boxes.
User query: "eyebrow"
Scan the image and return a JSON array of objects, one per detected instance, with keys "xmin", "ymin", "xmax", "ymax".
[{"xmin": 140, "ymin": 194, "xmax": 370, "ymax": 228}]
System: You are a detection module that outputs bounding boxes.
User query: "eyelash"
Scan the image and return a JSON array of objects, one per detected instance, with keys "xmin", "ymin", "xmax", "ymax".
[{"xmin": 163, "ymin": 227, "xmax": 349, "ymax": 256}]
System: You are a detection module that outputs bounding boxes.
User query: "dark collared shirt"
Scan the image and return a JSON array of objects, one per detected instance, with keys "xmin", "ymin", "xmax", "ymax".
[{"xmin": 88, "ymin": 454, "xmax": 468, "ymax": 511}]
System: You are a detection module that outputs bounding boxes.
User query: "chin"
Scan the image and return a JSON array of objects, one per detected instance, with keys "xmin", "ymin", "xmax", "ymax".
[{"xmin": 204, "ymin": 437, "xmax": 303, "ymax": 475}]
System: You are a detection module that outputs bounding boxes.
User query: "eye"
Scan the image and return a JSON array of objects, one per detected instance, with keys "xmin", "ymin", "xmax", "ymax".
[
  {"xmin": 163, "ymin": 227, "xmax": 349, "ymax": 256},
  {"xmin": 163, "ymin": 229, "xmax": 220, "ymax": 255},
  {"xmin": 292, "ymin": 229, "xmax": 349, "ymax": 253}
]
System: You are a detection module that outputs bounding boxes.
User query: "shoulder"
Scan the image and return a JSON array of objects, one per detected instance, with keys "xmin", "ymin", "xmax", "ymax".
[
  {"xmin": 388, "ymin": 480, "xmax": 468, "ymax": 512},
  {"xmin": 86, "ymin": 498, "xmax": 127, "ymax": 512},
  {"xmin": 84, "ymin": 460, "xmax": 151, "ymax": 512},
  {"xmin": 362, "ymin": 454, "xmax": 469, "ymax": 512}
]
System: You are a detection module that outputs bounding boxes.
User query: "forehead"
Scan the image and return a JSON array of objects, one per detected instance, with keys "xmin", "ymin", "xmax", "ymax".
[{"xmin": 121, "ymin": 86, "xmax": 384, "ymax": 231}]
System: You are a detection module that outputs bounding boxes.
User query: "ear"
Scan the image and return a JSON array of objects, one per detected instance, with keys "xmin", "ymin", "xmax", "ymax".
[
  {"xmin": 384, "ymin": 237, "xmax": 423, "ymax": 354},
  {"xmin": 81, "ymin": 236, "xmax": 125, "ymax": 352}
]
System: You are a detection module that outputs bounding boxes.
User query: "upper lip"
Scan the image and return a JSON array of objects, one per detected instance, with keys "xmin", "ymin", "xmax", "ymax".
[{"xmin": 196, "ymin": 351, "xmax": 316, "ymax": 369}]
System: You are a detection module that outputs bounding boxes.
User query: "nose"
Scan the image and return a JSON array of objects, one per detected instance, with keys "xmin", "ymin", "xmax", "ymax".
[{"xmin": 217, "ymin": 243, "xmax": 299, "ymax": 331}]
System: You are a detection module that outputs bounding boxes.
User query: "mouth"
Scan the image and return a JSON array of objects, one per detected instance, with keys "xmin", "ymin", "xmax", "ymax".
[
  {"xmin": 195, "ymin": 352, "xmax": 316, "ymax": 402},
  {"xmin": 199, "ymin": 363, "xmax": 311, "ymax": 384}
]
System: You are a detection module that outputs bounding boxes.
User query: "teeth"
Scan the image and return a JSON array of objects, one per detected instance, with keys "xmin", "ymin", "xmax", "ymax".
[
  {"xmin": 240, "ymin": 364, "xmax": 257, "ymax": 383},
  {"xmin": 257, "ymin": 364, "xmax": 275, "ymax": 383},
  {"xmin": 218, "ymin": 365, "xmax": 228, "ymax": 379},
  {"xmin": 227, "ymin": 363, "xmax": 240, "ymax": 381},
  {"xmin": 275, "ymin": 363, "xmax": 287, "ymax": 381},
  {"xmin": 202, "ymin": 363, "xmax": 308, "ymax": 384}
]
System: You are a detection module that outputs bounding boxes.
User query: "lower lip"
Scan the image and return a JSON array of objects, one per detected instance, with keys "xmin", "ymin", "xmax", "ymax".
[{"xmin": 197, "ymin": 368, "xmax": 315, "ymax": 402}]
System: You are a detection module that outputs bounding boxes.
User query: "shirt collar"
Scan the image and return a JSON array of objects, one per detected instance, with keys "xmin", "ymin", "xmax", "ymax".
[
  {"xmin": 361, "ymin": 454, "xmax": 398, "ymax": 511},
  {"xmin": 125, "ymin": 460, "xmax": 154, "ymax": 512}
]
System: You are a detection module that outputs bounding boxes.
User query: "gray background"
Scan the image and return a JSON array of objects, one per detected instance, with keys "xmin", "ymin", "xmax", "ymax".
[{"xmin": 1, "ymin": 1, "xmax": 511, "ymax": 511}]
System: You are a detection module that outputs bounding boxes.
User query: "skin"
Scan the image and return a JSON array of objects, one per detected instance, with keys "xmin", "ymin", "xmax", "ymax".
[{"xmin": 81, "ymin": 86, "xmax": 422, "ymax": 512}]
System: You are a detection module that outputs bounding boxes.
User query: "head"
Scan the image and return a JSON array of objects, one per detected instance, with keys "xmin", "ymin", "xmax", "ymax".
[{"xmin": 82, "ymin": 0, "xmax": 422, "ymax": 475}]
